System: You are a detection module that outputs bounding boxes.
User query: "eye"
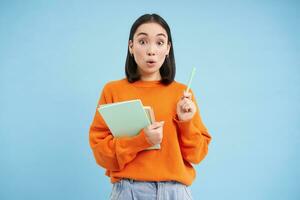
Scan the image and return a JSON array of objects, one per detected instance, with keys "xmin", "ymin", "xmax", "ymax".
[
  {"xmin": 138, "ymin": 39, "xmax": 146, "ymax": 45},
  {"xmin": 157, "ymin": 41, "xmax": 165, "ymax": 46}
]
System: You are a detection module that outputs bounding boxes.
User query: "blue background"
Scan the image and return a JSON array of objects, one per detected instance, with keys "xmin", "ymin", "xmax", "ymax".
[{"xmin": 1, "ymin": 0, "xmax": 299, "ymax": 199}]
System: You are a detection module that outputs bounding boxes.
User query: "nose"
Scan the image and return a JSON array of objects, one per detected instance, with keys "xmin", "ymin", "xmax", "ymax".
[{"xmin": 147, "ymin": 44, "xmax": 156, "ymax": 56}]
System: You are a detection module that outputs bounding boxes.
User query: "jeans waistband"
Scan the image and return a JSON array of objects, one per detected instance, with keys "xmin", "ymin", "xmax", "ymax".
[{"xmin": 122, "ymin": 178, "xmax": 181, "ymax": 185}]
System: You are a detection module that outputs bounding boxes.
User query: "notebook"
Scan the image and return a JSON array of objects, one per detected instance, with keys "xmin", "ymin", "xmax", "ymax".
[
  {"xmin": 144, "ymin": 106, "xmax": 155, "ymax": 124},
  {"xmin": 98, "ymin": 99, "xmax": 160, "ymax": 150}
]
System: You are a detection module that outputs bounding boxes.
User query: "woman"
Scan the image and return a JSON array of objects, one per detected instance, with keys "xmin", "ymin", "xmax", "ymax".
[{"xmin": 89, "ymin": 13, "xmax": 212, "ymax": 200}]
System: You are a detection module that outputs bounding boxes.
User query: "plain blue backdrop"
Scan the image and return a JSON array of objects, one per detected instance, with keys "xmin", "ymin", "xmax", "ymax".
[{"xmin": 1, "ymin": 0, "xmax": 299, "ymax": 199}]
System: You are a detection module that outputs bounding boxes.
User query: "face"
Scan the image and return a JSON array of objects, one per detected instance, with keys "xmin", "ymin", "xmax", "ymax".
[{"xmin": 129, "ymin": 22, "xmax": 171, "ymax": 80}]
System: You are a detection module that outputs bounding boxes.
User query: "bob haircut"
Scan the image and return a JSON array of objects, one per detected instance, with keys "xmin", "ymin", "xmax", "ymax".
[{"xmin": 125, "ymin": 14, "xmax": 176, "ymax": 85}]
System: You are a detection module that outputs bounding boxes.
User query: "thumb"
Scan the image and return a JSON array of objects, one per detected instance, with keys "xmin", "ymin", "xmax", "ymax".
[{"xmin": 151, "ymin": 121, "xmax": 165, "ymax": 129}]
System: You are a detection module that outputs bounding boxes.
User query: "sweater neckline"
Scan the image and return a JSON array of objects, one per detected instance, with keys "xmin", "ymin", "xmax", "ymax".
[{"xmin": 131, "ymin": 79, "xmax": 162, "ymax": 88}]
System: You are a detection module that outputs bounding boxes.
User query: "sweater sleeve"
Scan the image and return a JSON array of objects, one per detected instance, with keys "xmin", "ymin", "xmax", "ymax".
[
  {"xmin": 173, "ymin": 91, "xmax": 212, "ymax": 164},
  {"xmin": 89, "ymin": 84, "xmax": 153, "ymax": 171}
]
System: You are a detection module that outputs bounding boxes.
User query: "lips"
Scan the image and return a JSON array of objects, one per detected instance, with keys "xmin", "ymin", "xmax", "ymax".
[
  {"xmin": 146, "ymin": 60, "xmax": 157, "ymax": 67},
  {"xmin": 146, "ymin": 60, "xmax": 156, "ymax": 64}
]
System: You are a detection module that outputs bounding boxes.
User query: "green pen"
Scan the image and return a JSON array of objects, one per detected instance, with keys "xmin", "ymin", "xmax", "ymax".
[{"xmin": 185, "ymin": 67, "xmax": 196, "ymax": 93}]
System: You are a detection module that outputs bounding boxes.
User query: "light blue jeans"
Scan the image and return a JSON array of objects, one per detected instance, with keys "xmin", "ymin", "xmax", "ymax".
[{"xmin": 109, "ymin": 178, "xmax": 193, "ymax": 200}]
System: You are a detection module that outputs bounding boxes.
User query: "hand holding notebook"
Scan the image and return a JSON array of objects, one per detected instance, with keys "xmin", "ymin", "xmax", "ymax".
[
  {"xmin": 143, "ymin": 121, "xmax": 164, "ymax": 147},
  {"xmin": 98, "ymin": 99, "xmax": 160, "ymax": 150}
]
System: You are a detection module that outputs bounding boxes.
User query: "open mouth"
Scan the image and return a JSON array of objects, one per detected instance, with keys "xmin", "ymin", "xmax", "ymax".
[{"xmin": 146, "ymin": 61, "xmax": 156, "ymax": 64}]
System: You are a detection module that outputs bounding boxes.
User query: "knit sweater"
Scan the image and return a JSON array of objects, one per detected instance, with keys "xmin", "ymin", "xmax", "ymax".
[{"xmin": 89, "ymin": 78, "xmax": 212, "ymax": 186}]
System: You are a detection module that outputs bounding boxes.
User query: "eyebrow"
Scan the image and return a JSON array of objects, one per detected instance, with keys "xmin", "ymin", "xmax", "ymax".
[{"xmin": 136, "ymin": 32, "xmax": 167, "ymax": 38}]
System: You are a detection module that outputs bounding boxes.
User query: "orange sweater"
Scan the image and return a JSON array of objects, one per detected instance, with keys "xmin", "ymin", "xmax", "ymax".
[{"xmin": 89, "ymin": 78, "xmax": 212, "ymax": 186}]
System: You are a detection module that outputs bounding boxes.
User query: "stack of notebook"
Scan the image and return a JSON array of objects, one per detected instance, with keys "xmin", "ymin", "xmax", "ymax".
[{"xmin": 98, "ymin": 99, "xmax": 160, "ymax": 150}]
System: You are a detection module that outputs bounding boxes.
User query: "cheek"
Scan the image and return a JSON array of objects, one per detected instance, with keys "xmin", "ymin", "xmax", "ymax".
[
  {"xmin": 160, "ymin": 46, "xmax": 169, "ymax": 55},
  {"xmin": 133, "ymin": 45, "xmax": 145, "ymax": 55},
  {"xmin": 133, "ymin": 49, "xmax": 146, "ymax": 67},
  {"xmin": 158, "ymin": 49, "xmax": 167, "ymax": 60},
  {"xmin": 134, "ymin": 48, "xmax": 145, "ymax": 61}
]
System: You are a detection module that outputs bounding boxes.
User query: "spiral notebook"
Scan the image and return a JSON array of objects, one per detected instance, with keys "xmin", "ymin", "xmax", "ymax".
[{"xmin": 98, "ymin": 99, "xmax": 160, "ymax": 150}]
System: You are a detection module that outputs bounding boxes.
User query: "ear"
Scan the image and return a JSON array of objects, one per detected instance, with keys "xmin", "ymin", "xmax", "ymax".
[
  {"xmin": 128, "ymin": 40, "xmax": 133, "ymax": 54},
  {"xmin": 166, "ymin": 42, "xmax": 171, "ymax": 56}
]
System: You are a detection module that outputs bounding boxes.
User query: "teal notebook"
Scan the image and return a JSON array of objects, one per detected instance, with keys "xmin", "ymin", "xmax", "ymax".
[{"xmin": 98, "ymin": 99, "xmax": 160, "ymax": 150}]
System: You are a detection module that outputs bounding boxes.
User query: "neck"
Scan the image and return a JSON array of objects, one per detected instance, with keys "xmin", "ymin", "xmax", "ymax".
[{"xmin": 140, "ymin": 72, "xmax": 161, "ymax": 81}]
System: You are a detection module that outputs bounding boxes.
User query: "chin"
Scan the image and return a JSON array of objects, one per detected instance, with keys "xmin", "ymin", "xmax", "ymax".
[
  {"xmin": 141, "ymin": 67, "xmax": 160, "ymax": 74},
  {"xmin": 138, "ymin": 62, "xmax": 163, "ymax": 75}
]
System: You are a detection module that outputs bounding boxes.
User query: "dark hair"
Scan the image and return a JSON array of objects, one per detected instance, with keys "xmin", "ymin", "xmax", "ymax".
[{"xmin": 125, "ymin": 14, "xmax": 176, "ymax": 85}]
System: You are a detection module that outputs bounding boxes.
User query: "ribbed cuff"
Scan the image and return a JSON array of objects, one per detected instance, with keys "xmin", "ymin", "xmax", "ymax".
[
  {"xmin": 173, "ymin": 116, "xmax": 193, "ymax": 134},
  {"xmin": 128, "ymin": 129, "xmax": 153, "ymax": 151}
]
